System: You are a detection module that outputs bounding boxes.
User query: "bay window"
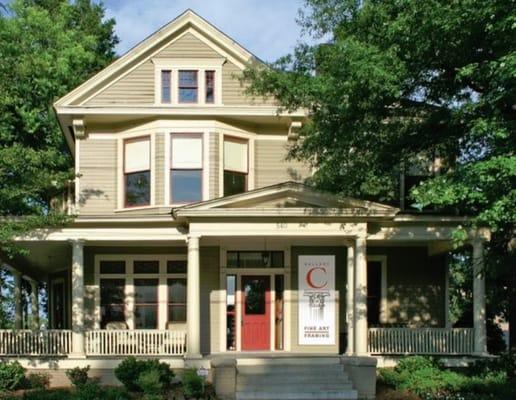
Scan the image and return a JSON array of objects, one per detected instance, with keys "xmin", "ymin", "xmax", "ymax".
[
  {"xmin": 170, "ymin": 134, "xmax": 203, "ymax": 203},
  {"xmin": 224, "ymin": 137, "xmax": 248, "ymax": 196},
  {"xmin": 124, "ymin": 136, "xmax": 151, "ymax": 207}
]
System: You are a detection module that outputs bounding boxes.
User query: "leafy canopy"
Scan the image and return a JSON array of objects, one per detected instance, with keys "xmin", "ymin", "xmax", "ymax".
[{"xmin": 0, "ymin": 0, "xmax": 118, "ymax": 257}]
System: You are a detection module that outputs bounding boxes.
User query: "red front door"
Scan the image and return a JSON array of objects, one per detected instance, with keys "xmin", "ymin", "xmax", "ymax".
[{"xmin": 241, "ymin": 275, "xmax": 270, "ymax": 350}]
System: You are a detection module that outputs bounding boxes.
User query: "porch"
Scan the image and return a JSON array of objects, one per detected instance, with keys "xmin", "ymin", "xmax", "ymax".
[{"xmin": 0, "ymin": 327, "xmax": 474, "ymax": 357}]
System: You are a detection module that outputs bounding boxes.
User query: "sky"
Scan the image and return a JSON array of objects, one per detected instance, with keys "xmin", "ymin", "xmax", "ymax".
[{"xmin": 103, "ymin": 0, "xmax": 308, "ymax": 62}]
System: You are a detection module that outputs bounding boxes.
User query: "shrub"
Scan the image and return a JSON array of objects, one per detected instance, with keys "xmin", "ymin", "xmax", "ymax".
[
  {"xmin": 21, "ymin": 389, "xmax": 71, "ymax": 400},
  {"xmin": 182, "ymin": 369, "xmax": 204, "ymax": 400},
  {"xmin": 115, "ymin": 357, "xmax": 174, "ymax": 393},
  {"xmin": 65, "ymin": 366, "xmax": 90, "ymax": 388},
  {"xmin": 74, "ymin": 381, "xmax": 102, "ymax": 400},
  {"xmin": 0, "ymin": 361, "xmax": 26, "ymax": 391},
  {"xmin": 103, "ymin": 387, "xmax": 131, "ymax": 400},
  {"xmin": 395, "ymin": 356, "xmax": 438, "ymax": 373},
  {"xmin": 25, "ymin": 372, "xmax": 50, "ymax": 389},
  {"xmin": 137, "ymin": 369, "xmax": 163, "ymax": 395}
]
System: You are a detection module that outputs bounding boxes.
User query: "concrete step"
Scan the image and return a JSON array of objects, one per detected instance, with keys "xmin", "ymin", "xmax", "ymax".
[
  {"xmin": 236, "ymin": 390, "xmax": 358, "ymax": 400},
  {"xmin": 236, "ymin": 357, "xmax": 342, "ymax": 366},
  {"xmin": 237, "ymin": 374, "xmax": 351, "ymax": 386},
  {"xmin": 237, "ymin": 364, "xmax": 346, "ymax": 375},
  {"xmin": 236, "ymin": 383, "xmax": 355, "ymax": 392}
]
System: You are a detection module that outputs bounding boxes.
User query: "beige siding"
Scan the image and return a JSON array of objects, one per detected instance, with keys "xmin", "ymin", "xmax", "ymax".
[
  {"xmin": 369, "ymin": 247, "xmax": 446, "ymax": 327},
  {"xmin": 255, "ymin": 140, "xmax": 311, "ymax": 188},
  {"xmin": 222, "ymin": 61, "xmax": 275, "ymax": 106},
  {"xmin": 79, "ymin": 139, "xmax": 117, "ymax": 215},
  {"xmin": 85, "ymin": 61, "xmax": 155, "ymax": 105},
  {"xmin": 155, "ymin": 133, "xmax": 165, "ymax": 205},
  {"xmin": 154, "ymin": 32, "xmax": 221, "ymax": 58},
  {"xmin": 200, "ymin": 247, "xmax": 220, "ymax": 354},
  {"xmin": 209, "ymin": 133, "xmax": 220, "ymax": 198}
]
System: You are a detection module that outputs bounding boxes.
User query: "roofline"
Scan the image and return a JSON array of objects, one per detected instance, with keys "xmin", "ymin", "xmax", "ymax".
[{"xmin": 54, "ymin": 9, "xmax": 261, "ymax": 108}]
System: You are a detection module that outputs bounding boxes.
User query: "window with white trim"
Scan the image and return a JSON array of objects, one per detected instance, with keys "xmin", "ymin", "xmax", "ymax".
[
  {"xmin": 161, "ymin": 70, "xmax": 171, "ymax": 103},
  {"xmin": 224, "ymin": 137, "xmax": 248, "ymax": 196},
  {"xmin": 178, "ymin": 70, "xmax": 198, "ymax": 103},
  {"xmin": 170, "ymin": 134, "xmax": 203, "ymax": 203},
  {"xmin": 124, "ymin": 136, "xmax": 151, "ymax": 207}
]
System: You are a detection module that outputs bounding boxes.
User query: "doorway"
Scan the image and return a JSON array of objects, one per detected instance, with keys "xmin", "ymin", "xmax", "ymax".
[{"xmin": 241, "ymin": 275, "xmax": 271, "ymax": 350}]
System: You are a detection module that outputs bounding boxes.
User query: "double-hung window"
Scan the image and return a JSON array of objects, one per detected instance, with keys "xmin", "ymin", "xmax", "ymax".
[
  {"xmin": 178, "ymin": 70, "xmax": 198, "ymax": 103},
  {"xmin": 170, "ymin": 134, "xmax": 203, "ymax": 203},
  {"xmin": 100, "ymin": 278, "xmax": 125, "ymax": 329},
  {"xmin": 168, "ymin": 278, "xmax": 186, "ymax": 322},
  {"xmin": 134, "ymin": 278, "xmax": 158, "ymax": 329},
  {"xmin": 224, "ymin": 137, "xmax": 248, "ymax": 196},
  {"xmin": 124, "ymin": 137, "xmax": 151, "ymax": 207}
]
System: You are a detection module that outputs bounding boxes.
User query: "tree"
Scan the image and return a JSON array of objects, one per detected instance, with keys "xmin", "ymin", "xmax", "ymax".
[
  {"xmin": 0, "ymin": 0, "xmax": 118, "ymax": 325},
  {"xmin": 243, "ymin": 0, "xmax": 515, "ymax": 348}
]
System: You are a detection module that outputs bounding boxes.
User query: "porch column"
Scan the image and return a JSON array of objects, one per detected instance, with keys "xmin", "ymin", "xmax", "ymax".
[
  {"xmin": 30, "ymin": 280, "xmax": 40, "ymax": 330},
  {"xmin": 13, "ymin": 271, "xmax": 23, "ymax": 330},
  {"xmin": 472, "ymin": 238, "xmax": 487, "ymax": 355},
  {"xmin": 70, "ymin": 239, "xmax": 86, "ymax": 357},
  {"xmin": 354, "ymin": 236, "xmax": 368, "ymax": 355},
  {"xmin": 186, "ymin": 234, "xmax": 201, "ymax": 358},
  {"xmin": 345, "ymin": 241, "xmax": 355, "ymax": 355}
]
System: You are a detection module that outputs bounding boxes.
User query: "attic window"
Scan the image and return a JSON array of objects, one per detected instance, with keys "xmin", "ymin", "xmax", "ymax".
[
  {"xmin": 161, "ymin": 70, "xmax": 171, "ymax": 103},
  {"xmin": 178, "ymin": 70, "xmax": 198, "ymax": 103}
]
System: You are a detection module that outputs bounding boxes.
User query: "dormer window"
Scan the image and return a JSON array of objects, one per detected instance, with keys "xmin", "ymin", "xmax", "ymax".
[
  {"xmin": 153, "ymin": 59, "xmax": 223, "ymax": 105},
  {"xmin": 178, "ymin": 70, "xmax": 198, "ymax": 103},
  {"xmin": 124, "ymin": 136, "xmax": 151, "ymax": 207}
]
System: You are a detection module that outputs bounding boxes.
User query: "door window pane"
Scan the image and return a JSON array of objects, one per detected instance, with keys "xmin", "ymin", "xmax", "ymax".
[
  {"xmin": 367, "ymin": 261, "xmax": 382, "ymax": 326},
  {"xmin": 134, "ymin": 279, "xmax": 158, "ymax": 329},
  {"xmin": 244, "ymin": 278, "xmax": 266, "ymax": 315},
  {"xmin": 226, "ymin": 275, "xmax": 236, "ymax": 350},
  {"xmin": 226, "ymin": 251, "xmax": 284, "ymax": 268}
]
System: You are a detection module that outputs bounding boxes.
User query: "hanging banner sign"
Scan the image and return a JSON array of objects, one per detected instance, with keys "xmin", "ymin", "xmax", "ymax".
[{"xmin": 298, "ymin": 255, "xmax": 335, "ymax": 345}]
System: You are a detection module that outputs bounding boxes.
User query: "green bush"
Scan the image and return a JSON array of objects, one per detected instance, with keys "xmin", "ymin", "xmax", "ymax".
[
  {"xmin": 114, "ymin": 357, "xmax": 174, "ymax": 393},
  {"xmin": 74, "ymin": 381, "xmax": 103, "ymax": 400},
  {"xmin": 182, "ymin": 369, "xmax": 204, "ymax": 400},
  {"xmin": 22, "ymin": 389, "xmax": 71, "ymax": 400},
  {"xmin": 25, "ymin": 372, "xmax": 50, "ymax": 389},
  {"xmin": 103, "ymin": 387, "xmax": 131, "ymax": 400},
  {"xmin": 0, "ymin": 361, "xmax": 26, "ymax": 391},
  {"xmin": 137, "ymin": 369, "xmax": 163, "ymax": 395},
  {"xmin": 65, "ymin": 366, "xmax": 90, "ymax": 388}
]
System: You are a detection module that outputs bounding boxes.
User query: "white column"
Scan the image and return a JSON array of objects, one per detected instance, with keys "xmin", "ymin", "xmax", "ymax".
[
  {"xmin": 186, "ymin": 234, "xmax": 201, "ymax": 358},
  {"xmin": 345, "ymin": 241, "xmax": 355, "ymax": 355},
  {"xmin": 354, "ymin": 236, "xmax": 368, "ymax": 355},
  {"xmin": 30, "ymin": 281, "xmax": 40, "ymax": 330},
  {"xmin": 13, "ymin": 271, "xmax": 23, "ymax": 330},
  {"xmin": 472, "ymin": 239, "xmax": 487, "ymax": 354},
  {"xmin": 71, "ymin": 239, "xmax": 86, "ymax": 357}
]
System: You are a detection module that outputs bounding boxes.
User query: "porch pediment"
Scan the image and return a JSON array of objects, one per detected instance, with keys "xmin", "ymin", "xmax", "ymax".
[{"xmin": 173, "ymin": 182, "xmax": 399, "ymax": 218}]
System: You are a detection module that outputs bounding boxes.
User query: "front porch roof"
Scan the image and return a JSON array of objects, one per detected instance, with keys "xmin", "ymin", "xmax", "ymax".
[{"xmin": 172, "ymin": 181, "xmax": 400, "ymax": 220}]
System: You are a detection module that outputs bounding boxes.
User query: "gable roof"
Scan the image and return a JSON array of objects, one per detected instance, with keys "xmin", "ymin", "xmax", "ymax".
[
  {"xmin": 54, "ymin": 9, "xmax": 261, "ymax": 108},
  {"xmin": 173, "ymin": 182, "xmax": 400, "ymax": 219}
]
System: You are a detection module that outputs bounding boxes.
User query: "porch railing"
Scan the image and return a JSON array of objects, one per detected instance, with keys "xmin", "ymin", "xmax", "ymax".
[
  {"xmin": 85, "ymin": 330, "xmax": 187, "ymax": 356},
  {"xmin": 368, "ymin": 327, "xmax": 474, "ymax": 355},
  {"xmin": 0, "ymin": 330, "xmax": 72, "ymax": 356}
]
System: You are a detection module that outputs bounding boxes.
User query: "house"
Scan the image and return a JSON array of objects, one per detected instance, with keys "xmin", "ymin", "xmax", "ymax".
[{"xmin": 0, "ymin": 10, "xmax": 490, "ymax": 400}]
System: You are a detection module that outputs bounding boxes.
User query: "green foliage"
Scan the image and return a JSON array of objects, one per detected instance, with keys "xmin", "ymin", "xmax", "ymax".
[
  {"xmin": 74, "ymin": 381, "xmax": 102, "ymax": 400},
  {"xmin": 21, "ymin": 389, "xmax": 71, "ymax": 400},
  {"xmin": 102, "ymin": 387, "xmax": 131, "ymax": 400},
  {"xmin": 0, "ymin": 361, "xmax": 25, "ymax": 391},
  {"xmin": 379, "ymin": 356, "xmax": 516, "ymax": 400},
  {"xmin": 114, "ymin": 357, "xmax": 174, "ymax": 393},
  {"xmin": 65, "ymin": 366, "xmax": 90, "ymax": 388},
  {"xmin": 136, "ymin": 369, "xmax": 163, "ymax": 395},
  {"xmin": 25, "ymin": 373, "xmax": 50, "ymax": 390},
  {"xmin": 182, "ymin": 369, "xmax": 204, "ymax": 400},
  {"xmin": 243, "ymin": 0, "xmax": 516, "ymax": 328}
]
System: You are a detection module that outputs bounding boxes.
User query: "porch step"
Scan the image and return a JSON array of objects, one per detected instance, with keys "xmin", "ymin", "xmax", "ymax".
[{"xmin": 235, "ymin": 358, "xmax": 358, "ymax": 400}]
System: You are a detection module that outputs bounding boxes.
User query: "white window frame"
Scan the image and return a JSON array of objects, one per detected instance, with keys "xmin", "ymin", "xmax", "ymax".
[
  {"xmin": 117, "ymin": 132, "xmax": 156, "ymax": 211},
  {"xmin": 165, "ymin": 130, "xmax": 210, "ymax": 205},
  {"xmin": 153, "ymin": 58, "xmax": 224, "ymax": 106},
  {"xmin": 94, "ymin": 254, "xmax": 187, "ymax": 330},
  {"xmin": 219, "ymin": 133, "xmax": 255, "ymax": 196},
  {"xmin": 367, "ymin": 255, "xmax": 388, "ymax": 325}
]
